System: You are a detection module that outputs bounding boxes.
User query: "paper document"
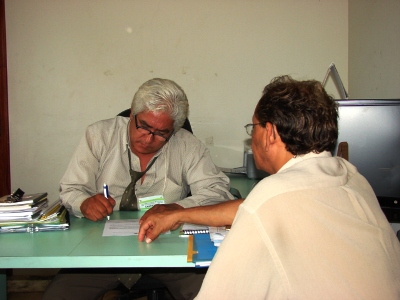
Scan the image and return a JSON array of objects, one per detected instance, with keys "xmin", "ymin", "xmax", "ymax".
[
  {"xmin": 102, "ymin": 219, "xmax": 171, "ymax": 237},
  {"xmin": 209, "ymin": 226, "xmax": 229, "ymax": 246},
  {"xmin": 103, "ymin": 219, "xmax": 140, "ymax": 236}
]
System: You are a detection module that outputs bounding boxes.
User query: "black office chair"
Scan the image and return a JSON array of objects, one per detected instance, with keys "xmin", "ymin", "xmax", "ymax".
[{"xmin": 118, "ymin": 108, "xmax": 193, "ymax": 134}]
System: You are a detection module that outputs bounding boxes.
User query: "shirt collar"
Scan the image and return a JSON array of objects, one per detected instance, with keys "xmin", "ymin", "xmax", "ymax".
[{"xmin": 278, "ymin": 151, "xmax": 332, "ymax": 173}]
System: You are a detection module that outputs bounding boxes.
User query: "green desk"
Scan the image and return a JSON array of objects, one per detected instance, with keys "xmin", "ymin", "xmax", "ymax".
[
  {"xmin": 228, "ymin": 174, "xmax": 259, "ymax": 198},
  {"xmin": 0, "ymin": 211, "xmax": 193, "ymax": 269},
  {"xmin": 0, "ymin": 174, "xmax": 257, "ymax": 298},
  {"xmin": 0, "ymin": 211, "xmax": 191, "ymax": 299}
]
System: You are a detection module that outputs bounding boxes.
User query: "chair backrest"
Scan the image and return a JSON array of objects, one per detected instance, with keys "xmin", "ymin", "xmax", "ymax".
[{"xmin": 117, "ymin": 108, "xmax": 193, "ymax": 134}]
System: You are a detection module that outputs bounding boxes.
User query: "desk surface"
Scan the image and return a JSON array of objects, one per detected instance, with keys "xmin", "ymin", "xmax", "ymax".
[
  {"xmin": 0, "ymin": 175, "xmax": 257, "ymax": 298},
  {"xmin": 0, "ymin": 211, "xmax": 193, "ymax": 269},
  {"xmin": 0, "ymin": 175, "xmax": 257, "ymax": 270},
  {"xmin": 228, "ymin": 174, "xmax": 258, "ymax": 198}
]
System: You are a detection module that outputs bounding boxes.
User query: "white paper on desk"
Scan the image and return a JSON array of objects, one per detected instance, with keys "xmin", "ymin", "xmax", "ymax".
[
  {"xmin": 103, "ymin": 219, "xmax": 140, "ymax": 236},
  {"xmin": 102, "ymin": 219, "xmax": 171, "ymax": 237}
]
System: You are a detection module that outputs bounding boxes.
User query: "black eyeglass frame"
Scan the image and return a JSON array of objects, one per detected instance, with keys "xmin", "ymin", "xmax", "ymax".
[
  {"xmin": 244, "ymin": 123, "xmax": 261, "ymax": 136},
  {"xmin": 134, "ymin": 114, "xmax": 174, "ymax": 142}
]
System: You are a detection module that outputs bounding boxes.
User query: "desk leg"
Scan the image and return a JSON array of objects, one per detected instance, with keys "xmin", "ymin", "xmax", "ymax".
[{"xmin": 0, "ymin": 269, "xmax": 6, "ymax": 300}]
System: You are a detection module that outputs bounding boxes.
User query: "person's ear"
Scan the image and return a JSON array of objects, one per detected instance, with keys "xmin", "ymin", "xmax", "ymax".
[
  {"xmin": 259, "ymin": 122, "xmax": 272, "ymax": 152},
  {"xmin": 267, "ymin": 122, "xmax": 277, "ymax": 142}
]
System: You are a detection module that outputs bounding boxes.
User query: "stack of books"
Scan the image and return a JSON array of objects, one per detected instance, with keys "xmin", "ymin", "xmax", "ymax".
[
  {"xmin": 0, "ymin": 190, "xmax": 69, "ymax": 233},
  {"xmin": 0, "ymin": 191, "xmax": 48, "ymax": 222}
]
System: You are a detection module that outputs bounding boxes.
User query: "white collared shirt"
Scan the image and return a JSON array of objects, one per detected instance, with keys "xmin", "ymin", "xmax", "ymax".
[{"xmin": 61, "ymin": 116, "xmax": 233, "ymax": 217}]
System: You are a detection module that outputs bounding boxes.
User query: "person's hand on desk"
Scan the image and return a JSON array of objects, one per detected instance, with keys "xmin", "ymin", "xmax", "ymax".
[
  {"xmin": 138, "ymin": 200, "xmax": 244, "ymax": 243},
  {"xmin": 80, "ymin": 194, "xmax": 116, "ymax": 221},
  {"xmin": 138, "ymin": 203, "xmax": 184, "ymax": 243}
]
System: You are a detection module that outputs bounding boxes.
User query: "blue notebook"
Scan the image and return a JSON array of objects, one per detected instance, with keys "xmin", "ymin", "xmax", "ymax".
[{"xmin": 187, "ymin": 234, "xmax": 218, "ymax": 267}]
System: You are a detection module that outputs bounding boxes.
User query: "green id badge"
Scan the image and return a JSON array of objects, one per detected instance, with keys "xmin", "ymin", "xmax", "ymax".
[{"xmin": 138, "ymin": 195, "xmax": 165, "ymax": 211}]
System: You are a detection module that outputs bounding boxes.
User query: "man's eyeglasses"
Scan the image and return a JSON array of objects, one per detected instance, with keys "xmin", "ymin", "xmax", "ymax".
[
  {"xmin": 244, "ymin": 123, "xmax": 261, "ymax": 136},
  {"xmin": 134, "ymin": 115, "xmax": 173, "ymax": 142}
]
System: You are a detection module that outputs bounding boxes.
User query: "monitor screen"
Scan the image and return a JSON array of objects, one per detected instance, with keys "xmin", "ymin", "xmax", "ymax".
[{"xmin": 332, "ymin": 99, "xmax": 400, "ymax": 199}]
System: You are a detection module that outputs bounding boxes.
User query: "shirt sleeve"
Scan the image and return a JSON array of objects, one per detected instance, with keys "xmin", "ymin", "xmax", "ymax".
[
  {"xmin": 173, "ymin": 138, "xmax": 234, "ymax": 208},
  {"xmin": 59, "ymin": 124, "xmax": 105, "ymax": 217}
]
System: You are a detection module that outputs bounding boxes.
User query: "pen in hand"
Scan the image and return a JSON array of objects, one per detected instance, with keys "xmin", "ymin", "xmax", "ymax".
[{"xmin": 103, "ymin": 183, "xmax": 111, "ymax": 220}]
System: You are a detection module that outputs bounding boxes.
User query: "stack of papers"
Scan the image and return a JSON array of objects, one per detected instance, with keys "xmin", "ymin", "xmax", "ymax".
[
  {"xmin": 0, "ymin": 192, "xmax": 48, "ymax": 222},
  {"xmin": 0, "ymin": 197, "xmax": 69, "ymax": 233},
  {"xmin": 209, "ymin": 226, "xmax": 229, "ymax": 246}
]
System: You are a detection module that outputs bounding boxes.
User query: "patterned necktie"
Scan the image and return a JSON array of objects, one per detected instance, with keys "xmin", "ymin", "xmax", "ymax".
[{"xmin": 119, "ymin": 147, "xmax": 158, "ymax": 211}]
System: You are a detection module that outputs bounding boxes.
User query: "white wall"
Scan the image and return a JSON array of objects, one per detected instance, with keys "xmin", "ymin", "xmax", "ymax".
[
  {"xmin": 5, "ymin": 0, "xmax": 348, "ymax": 202},
  {"xmin": 349, "ymin": 0, "xmax": 400, "ymax": 98}
]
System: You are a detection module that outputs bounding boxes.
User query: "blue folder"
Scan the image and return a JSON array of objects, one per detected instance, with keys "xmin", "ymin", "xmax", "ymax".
[{"xmin": 187, "ymin": 234, "xmax": 218, "ymax": 267}]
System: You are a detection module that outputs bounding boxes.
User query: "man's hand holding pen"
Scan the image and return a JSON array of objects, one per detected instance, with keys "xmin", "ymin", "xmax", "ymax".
[{"xmin": 80, "ymin": 194, "xmax": 116, "ymax": 221}]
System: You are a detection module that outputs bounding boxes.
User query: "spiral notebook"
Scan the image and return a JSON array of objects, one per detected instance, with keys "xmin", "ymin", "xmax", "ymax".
[{"xmin": 179, "ymin": 223, "xmax": 209, "ymax": 236}]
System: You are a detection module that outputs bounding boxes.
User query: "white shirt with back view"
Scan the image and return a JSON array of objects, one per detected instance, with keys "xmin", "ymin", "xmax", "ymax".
[{"xmin": 196, "ymin": 152, "xmax": 400, "ymax": 300}]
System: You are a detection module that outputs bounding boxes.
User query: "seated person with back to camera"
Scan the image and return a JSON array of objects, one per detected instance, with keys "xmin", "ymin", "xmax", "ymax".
[
  {"xmin": 139, "ymin": 75, "xmax": 400, "ymax": 299},
  {"xmin": 42, "ymin": 78, "xmax": 235, "ymax": 300}
]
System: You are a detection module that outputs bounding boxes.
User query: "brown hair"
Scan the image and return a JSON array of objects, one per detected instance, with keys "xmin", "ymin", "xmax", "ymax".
[{"xmin": 255, "ymin": 75, "xmax": 338, "ymax": 155}]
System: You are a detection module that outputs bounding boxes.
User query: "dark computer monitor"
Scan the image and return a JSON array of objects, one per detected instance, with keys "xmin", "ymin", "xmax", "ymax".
[
  {"xmin": 332, "ymin": 99, "xmax": 400, "ymax": 222},
  {"xmin": 333, "ymin": 99, "xmax": 400, "ymax": 198}
]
